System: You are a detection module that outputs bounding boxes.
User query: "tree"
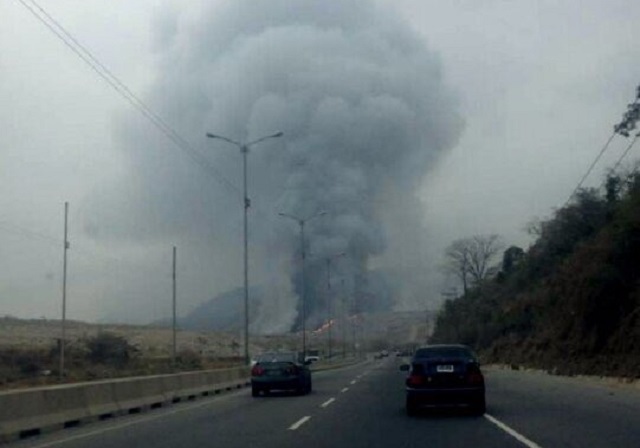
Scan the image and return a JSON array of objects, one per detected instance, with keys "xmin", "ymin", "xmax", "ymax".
[
  {"xmin": 502, "ymin": 246, "xmax": 525, "ymax": 275},
  {"xmin": 444, "ymin": 235, "xmax": 503, "ymax": 293},
  {"xmin": 467, "ymin": 235, "xmax": 503, "ymax": 283},
  {"xmin": 444, "ymin": 239, "xmax": 472, "ymax": 295},
  {"xmin": 86, "ymin": 332, "xmax": 136, "ymax": 367}
]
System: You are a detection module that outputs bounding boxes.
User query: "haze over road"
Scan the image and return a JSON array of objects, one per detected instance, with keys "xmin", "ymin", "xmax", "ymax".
[{"xmin": 9, "ymin": 359, "xmax": 640, "ymax": 448}]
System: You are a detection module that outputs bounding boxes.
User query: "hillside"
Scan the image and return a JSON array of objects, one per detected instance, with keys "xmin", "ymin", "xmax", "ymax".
[{"xmin": 431, "ymin": 171, "xmax": 640, "ymax": 377}]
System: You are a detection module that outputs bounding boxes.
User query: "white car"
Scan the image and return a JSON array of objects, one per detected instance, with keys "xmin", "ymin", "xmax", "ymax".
[{"xmin": 304, "ymin": 355, "xmax": 320, "ymax": 363}]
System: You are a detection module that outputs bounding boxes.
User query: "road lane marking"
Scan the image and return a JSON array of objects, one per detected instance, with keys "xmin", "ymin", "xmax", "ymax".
[
  {"xmin": 350, "ymin": 380, "xmax": 357, "ymax": 384},
  {"xmin": 341, "ymin": 387, "xmax": 349, "ymax": 392},
  {"xmin": 320, "ymin": 398, "xmax": 336, "ymax": 408},
  {"xmin": 484, "ymin": 414, "xmax": 543, "ymax": 448},
  {"xmin": 289, "ymin": 416, "xmax": 311, "ymax": 431}
]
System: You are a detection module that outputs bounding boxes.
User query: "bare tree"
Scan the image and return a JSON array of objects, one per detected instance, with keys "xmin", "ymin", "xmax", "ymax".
[
  {"xmin": 444, "ymin": 239, "xmax": 472, "ymax": 295},
  {"xmin": 444, "ymin": 235, "xmax": 503, "ymax": 294},
  {"xmin": 467, "ymin": 235, "xmax": 502, "ymax": 283}
]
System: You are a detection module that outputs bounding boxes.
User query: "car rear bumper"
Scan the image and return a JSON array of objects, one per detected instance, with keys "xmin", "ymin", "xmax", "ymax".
[
  {"xmin": 406, "ymin": 386, "xmax": 484, "ymax": 407},
  {"xmin": 252, "ymin": 377, "xmax": 303, "ymax": 390}
]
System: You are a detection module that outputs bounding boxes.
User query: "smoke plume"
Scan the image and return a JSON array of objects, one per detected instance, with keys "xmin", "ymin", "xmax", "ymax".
[{"xmin": 86, "ymin": 0, "xmax": 463, "ymax": 331}]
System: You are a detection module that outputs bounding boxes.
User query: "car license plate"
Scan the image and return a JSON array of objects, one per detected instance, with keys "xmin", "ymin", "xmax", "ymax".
[{"xmin": 436, "ymin": 365, "xmax": 454, "ymax": 373}]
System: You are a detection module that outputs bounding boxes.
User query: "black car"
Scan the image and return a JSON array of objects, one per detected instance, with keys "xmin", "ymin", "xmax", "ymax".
[
  {"xmin": 400, "ymin": 344, "xmax": 485, "ymax": 416},
  {"xmin": 251, "ymin": 352, "xmax": 312, "ymax": 396}
]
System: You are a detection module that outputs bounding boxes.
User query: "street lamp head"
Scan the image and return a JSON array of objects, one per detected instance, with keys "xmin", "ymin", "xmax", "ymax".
[
  {"xmin": 205, "ymin": 133, "xmax": 241, "ymax": 147},
  {"xmin": 308, "ymin": 210, "xmax": 327, "ymax": 221}
]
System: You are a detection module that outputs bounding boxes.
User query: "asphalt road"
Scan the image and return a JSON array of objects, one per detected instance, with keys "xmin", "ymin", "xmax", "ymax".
[{"xmin": 9, "ymin": 358, "xmax": 640, "ymax": 448}]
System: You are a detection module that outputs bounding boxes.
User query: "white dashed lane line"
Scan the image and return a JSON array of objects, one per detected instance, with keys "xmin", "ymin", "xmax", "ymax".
[
  {"xmin": 350, "ymin": 380, "xmax": 357, "ymax": 385},
  {"xmin": 341, "ymin": 387, "xmax": 349, "ymax": 393},
  {"xmin": 320, "ymin": 398, "xmax": 336, "ymax": 408},
  {"xmin": 289, "ymin": 416, "xmax": 311, "ymax": 431}
]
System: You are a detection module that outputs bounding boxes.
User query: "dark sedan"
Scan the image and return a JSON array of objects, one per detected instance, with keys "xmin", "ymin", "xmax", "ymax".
[
  {"xmin": 251, "ymin": 352, "xmax": 312, "ymax": 397},
  {"xmin": 400, "ymin": 344, "xmax": 486, "ymax": 416}
]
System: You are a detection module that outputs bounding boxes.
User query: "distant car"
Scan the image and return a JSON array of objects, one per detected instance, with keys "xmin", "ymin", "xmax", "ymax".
[
  {"xmin": 304, "ymin": 355, "xmax": 320, "ymax": 363},
  {"xmin": 251, "ymin": 352, "xmax": 312, "ymax": 397},
  {"xmin": 400, "ymin": 344, "xmax": 486, "ymax": 416}
]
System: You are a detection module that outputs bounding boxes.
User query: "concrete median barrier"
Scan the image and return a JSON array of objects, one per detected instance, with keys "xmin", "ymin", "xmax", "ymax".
[
  {"xmin": 0, "ymin": 366, "xmax": 249, "ymax": 443},
  {"xmin": 112, "ymin": 375, "xmax": 169, "ymax": 413},
  {"xmin": 310, "ymin": 356, "xmax": 364, "ymax": 372}
]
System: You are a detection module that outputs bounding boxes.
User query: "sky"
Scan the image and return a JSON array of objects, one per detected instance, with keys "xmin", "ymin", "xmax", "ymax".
[{"xmin": 0, "ymin": 0, "xmax": 638, "ymax": 327}]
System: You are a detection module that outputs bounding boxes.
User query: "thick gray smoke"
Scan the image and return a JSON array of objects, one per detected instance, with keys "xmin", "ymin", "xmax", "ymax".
[{"xmin": 85, "ymin": 0, "xmax": 462, "ymax": 331}]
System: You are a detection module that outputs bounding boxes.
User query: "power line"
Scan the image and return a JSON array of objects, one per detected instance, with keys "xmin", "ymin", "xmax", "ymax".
[
  {"xmin": 0, "ymin": 220, "xmax": 60, "ymax": 246},
  {"xmin": 611, "ymin": 134, "xmax": 639, "ymax": 173},
  {"xmin": 0, "ymin": 219, "xmax": 122, "ymax": 265},
  {"xmin": 17, "ymin": 0, "xmax": 286, "ymax": 227},
  {"xmin": 564, "ymin": 84, "xmax": 640, "ymax": 206},
  {"xmin": 564, "ymin": 132, "xmax": 616, "ymax": 206},
  {"xmin": 16, "ymin": 0, "xmax": 240, "ymax": 197}
]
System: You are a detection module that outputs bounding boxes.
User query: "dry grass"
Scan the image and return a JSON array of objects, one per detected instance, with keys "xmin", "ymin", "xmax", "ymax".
[{"xmin": 0, "ymin": 311, "xmax": 429, "ymax": 389}]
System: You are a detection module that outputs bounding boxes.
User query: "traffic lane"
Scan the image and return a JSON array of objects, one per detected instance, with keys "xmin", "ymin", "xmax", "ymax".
[
  {"xmin": 286, "ymin": 359, "xmax": 524, "ymax": 448},
  {"xmin": 486, "ymin": 368, "xmax": 640, "ymax": 448},
  {"xmin": 11, "ymin": 361, "xmax": 373, "ymax": 448}
]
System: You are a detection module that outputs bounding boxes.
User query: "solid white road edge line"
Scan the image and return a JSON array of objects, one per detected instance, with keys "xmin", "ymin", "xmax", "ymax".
[
  {"xmin": 341, "ymin": 387, "xmax": 349, "ymax": 392},
  {"xmin": 484, "ymin": 414, "xmax": 543, "ymax": 448},
  {"xmin": 289, "ymin": 416, "xmax": 311, "ymax": 431},
  {"xmin": 320, "ymin": 398, "xmax": 336, "ymax": 408},
  {"xmin": 27, "ymin": 389, "xmax": 248, "ymax": 448}
]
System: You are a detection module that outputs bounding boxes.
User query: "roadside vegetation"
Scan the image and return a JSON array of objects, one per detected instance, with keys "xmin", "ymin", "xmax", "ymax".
[
  {"xmin": 0, "ymin": 331, "xmax": 244, "ymax": 390},
  {"xmin": 431, "ymin": 170, "xmax": 640, "ymax": 378}
]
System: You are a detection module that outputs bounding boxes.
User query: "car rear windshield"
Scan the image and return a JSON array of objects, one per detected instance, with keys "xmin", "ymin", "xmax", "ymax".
[
  {"xmin": 414, "ymin": 347, "xmax": 473, "ymax": 359},
  {"xmin": 256, "ymin": 353, "xmax": 297, "ymax": 363}
]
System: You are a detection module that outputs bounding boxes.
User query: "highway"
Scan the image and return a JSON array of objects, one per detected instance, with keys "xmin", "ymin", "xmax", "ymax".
[{"xmin": 9, "ymin": 358, "xmax": 640, "ymax": 448}]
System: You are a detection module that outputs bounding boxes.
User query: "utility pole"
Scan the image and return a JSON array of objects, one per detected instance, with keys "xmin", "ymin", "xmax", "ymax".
[
  {"xmin": 326, "ymin": 258, "xmax": 331, "ymax": 361},
  {"xmin": 300, "ymin": 220, "xmax": 306, "ymax": 361},
  {"xmin": 172, "ymin": 246, "xmax": 177, "ymax": 366},
  {"xmin": 59, "ymin": 201, "xmax": 69, "ymax": 381},
  {"xmin": 341, "ymin": 278, "xmax": 347, "ymax": 358}
]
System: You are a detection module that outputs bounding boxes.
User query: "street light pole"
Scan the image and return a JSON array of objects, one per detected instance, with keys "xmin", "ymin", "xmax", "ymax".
[
  {"xmin": 206, "ymin": 131, "xmax": 283, "ymax": 365},
  {"xmin": 242, "ymin": 144, "xmax": 249, "ymax": 367},
  {"xmin": 300, "ymin": 220, "xmax": 306, "ymax": 361},
  {"xmin": 278, "ymin": 211, "xmax": 326, "ymax": 361},
  {"xmin": 326, "ymin": 258, "xmax": 330, "ymax": 361},
  {"xmin": 326, "ymin": 252, "xmax": 345, "ymax": 361},
  {"xmin": 172, "ymin": 246, "xmax": 177, "ymax": 366}
]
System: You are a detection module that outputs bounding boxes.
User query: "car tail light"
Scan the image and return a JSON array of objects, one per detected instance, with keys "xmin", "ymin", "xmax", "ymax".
[
  {"xmin": 251, "ymin": 365, "xmax": 265, "ymax": 377},
  {"xmin": 407, "ymin": 374, "xmax": 423, "ymax": 386},
  {"xmin": 467, "ymin": 371, "xmax": 484, "ymax": 385}
]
